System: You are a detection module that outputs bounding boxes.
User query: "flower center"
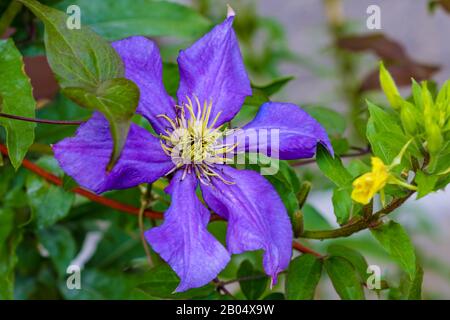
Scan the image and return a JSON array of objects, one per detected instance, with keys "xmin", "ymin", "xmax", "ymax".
[{"xmin": 158, "ymin": 96, "xmax": 237, "ymax": 185}]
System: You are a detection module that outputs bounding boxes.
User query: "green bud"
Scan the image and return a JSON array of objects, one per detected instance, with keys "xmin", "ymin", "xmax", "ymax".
[
  {"xmin": 400, "ymin": 101, "xmax": 419, "ymax": 135},
  {"xmin": 436, "ymin": 81, "xmax": 450, "ymax": 128},
  {"xmin": 426, "ymin": 122, "xmax": 443, "ymax": 155},
  {"xmin": 422, "ymin": 82, "xmax": 436, "ymax": 125},
  {"xmin": 292, "ymin": 210, "xmax": 304, "ymax": 238},
  {"xmin": 412, "ymin": 79, "xmax": 423, "ymax": 110},
  {"xmin": 296, "ymin": 181, "xmax": 312, "ymax": 209},
  {"xmin": 379, "ymin": 61, "xmax": 402, "ymax": 110}
]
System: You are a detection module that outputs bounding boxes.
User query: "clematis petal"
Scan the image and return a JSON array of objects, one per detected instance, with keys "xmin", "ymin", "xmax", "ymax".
[
  {"xmin": 227, "ymin": 102, "xmax": 333, "ymax": 160},
  {"xmin": 112, "ymin": 36, "xmax": 175, "ymax": 134},
  {"xmin": 201, "ymin": 165, "xmax": 292, "ymax": 284},
  {"xmin": 145, "ymin": 171, "xmax": 230, "ymax": 292},
  {"xmin": 53, "ymin": 112, "xmax": 174, "ymax": 194},
  {"xmin": 176, "ymin": 14, "xmax": 251, "ymax": 128}
]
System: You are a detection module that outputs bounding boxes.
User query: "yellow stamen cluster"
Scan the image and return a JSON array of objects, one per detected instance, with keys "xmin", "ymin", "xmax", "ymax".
[{"xmin": 158, "ymin": 96, "xmax": 237, "ymax": 185}]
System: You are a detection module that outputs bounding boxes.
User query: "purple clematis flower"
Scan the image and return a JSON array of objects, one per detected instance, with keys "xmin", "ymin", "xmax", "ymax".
[{"xmin": 53, "ymin": 9, "xmax": 332, "ymax": 292}]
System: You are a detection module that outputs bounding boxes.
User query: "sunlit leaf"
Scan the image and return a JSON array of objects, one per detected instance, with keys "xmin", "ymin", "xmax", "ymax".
[{"xmin": 316, "ymin": 145, "xmax": 352, "ymax": 188}]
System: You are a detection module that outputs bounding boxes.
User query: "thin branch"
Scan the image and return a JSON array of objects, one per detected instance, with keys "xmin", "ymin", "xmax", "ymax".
[
  {"xmin": 291, "ymin": 147, "xmax": 371, "ymax": 167},
  {"xmin": 301, "ymin": 191, "xmax": 415, "ymax": 239},
  {"xmin": 0, "ymin": 112, "xmax": 83, "ymax": 126}
]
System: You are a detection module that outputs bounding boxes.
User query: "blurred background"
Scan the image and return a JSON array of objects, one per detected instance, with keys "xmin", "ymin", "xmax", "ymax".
[{"xmin": 1, "ymin": 0, "xmax": 449, "ymax": 299}]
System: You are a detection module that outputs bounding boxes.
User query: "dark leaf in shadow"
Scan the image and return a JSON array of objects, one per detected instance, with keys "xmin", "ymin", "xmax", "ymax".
[
  {"xmin": 337, "ymin": 33, "xmax": 407, "ymax": 62},
  {"xmin": 337, "ymin": 33, "xmax": 440, "ymax": 92}
]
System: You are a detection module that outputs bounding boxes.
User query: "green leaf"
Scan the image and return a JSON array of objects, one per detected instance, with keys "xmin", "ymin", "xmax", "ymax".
[
  {"xmin": 430, "ymin": 141, "xmax": 450, "ymax": 174},
  {"xmin": 327, "ymin": 244, "xmax": 369, "ymax": 283},
  {"xmin": 304, "ymin": 106, "xmax": 347, "ymax": 136},
  {"xmin": 19, "ymin": 0, "xmax": 138, "ymax": 167},
  {"xmin": 407, "ymin": 264, "xmax": 423, "ymax": 300},
  {"xmin": 347, "ymin": 159, "xmax": 371, "ymax": 178},
  {"xmin": 162, "ymin": 62, "xmax": 180, "ymax": 97},
  {"xmin": 20, "ymin": 0, "xmax": 123, "ymax": 88},
  {"xmin": 370, "ymin": 220, "xmax": 416, "ymax": 280},
  {"xmin": 332, "ymin": 183, "xmax": 362, "ymax": 225},
  {"xmin": 26, "ymin": 157, "xmax": 74, "ymax": 229},
  {"xmin": 60, "ymin": 269, "xmax": 139, "ymax": 300},
  {"xmin": 415, "ymin": 170, "xmax": 438, "ymax": 199},
  {"xmin": 63, "ymin": 78, "xmax": 139, "ymax": 168},
  {"xmin": 324, "ymin": 256, "xmax": 365, "ymax": 300},
  {"xmin": 263, "ymin": 292, "xmax": 285, "ymax": 300},
  {"xmin": 388, "ymin": 263, "xmax": 423, "ymax": 300},
  {"xmin": 57, "ymin": 0, "xmax": 212, "ymax": 41},
  {"xmin": 38, "ymin": 225, "xmax": 76, "ymax": 276},
  {"xmin": 366, "ymin": 102, "xmax": 418, "ymax": 165},
  {"xmin": 0, "ymin": 207, "xmax": 23, "ymax": 299},
  {"xmin": 62, "ymin": 174, "xmax": 78, "ymax": 191},
  {"xmin": 332, "ymin": 187, "xmax": 352, "ymax": 225},
  {"xmin": 237, "ymin": 260, "xmax": 269, "ymax": 300},
  {"xmin": 285, "ymin": 254, "xmax": 323, "ymax": 300},
  {"xmin": 330, "ymin": 137, "xmax": 350, "ymax": 155},
  {"xmin": 316, "ymin": 144, "xmax": 352, "ymax": 187},
  {"xmin": 0, "ymin": 39, "xmax": 36, "ymax": 169},
  {"xmin": 136, "ymin": 264, "xmax": 215, "ymax": 299},
  {"xmin": 252, "ymin": 76, "xmax": 295, "ymax": 97},
  {"xmin": 302, "ymin": 204, "xmax": 332, "ymax": 231},
  {"xmin": 243, "ymin": 87, "xmax": 270, "ymax": 108}
]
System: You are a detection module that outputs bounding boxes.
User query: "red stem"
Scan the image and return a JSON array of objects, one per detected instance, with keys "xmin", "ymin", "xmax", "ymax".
[
  {"xmin": 0, "ymin": 143, "xmax": 162, "ymax": 219},
  {"xmin": 292, "ymin": 241, "xmax": 324, "ymax": 258},
  {"xmin": 0, "ymin": 143, "xmax": 319, "ymax": 255}
]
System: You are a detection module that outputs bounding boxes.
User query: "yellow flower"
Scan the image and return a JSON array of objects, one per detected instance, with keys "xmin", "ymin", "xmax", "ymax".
[{"xmin": 351, "ymin": 157, "xmax": 389, "ymax": 205}]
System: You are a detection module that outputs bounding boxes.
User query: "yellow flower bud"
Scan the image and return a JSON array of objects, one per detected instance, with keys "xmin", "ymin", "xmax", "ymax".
[{"xmin": 351, "ymin": 157, "xmax": 389, "ymax": 205}]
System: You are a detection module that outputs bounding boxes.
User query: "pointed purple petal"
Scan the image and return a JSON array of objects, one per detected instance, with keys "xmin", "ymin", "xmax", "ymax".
[
  {"xmin": 112, "ymin": 36, "xmax": 175, "ymax": 134},
  {"xmin": 53, "ymin": 112, "xmax": 174, "ymax": 194},
  {"xmin": 201, "ymin": 165, "xmax": 292, "ymax": 283},
  {"xmin": 177, "ymin": 16, "xmax": 251, "ymax": 127},
  {"xmin": 227, "ymin": 102, "xmax": 333, "ymax": 160},
  {"xmin": 145, "ymin": 171, "xmax": 230, "ymax": 292}
]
